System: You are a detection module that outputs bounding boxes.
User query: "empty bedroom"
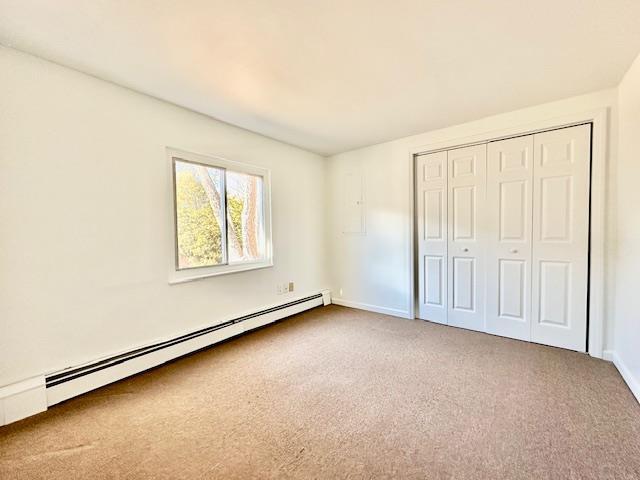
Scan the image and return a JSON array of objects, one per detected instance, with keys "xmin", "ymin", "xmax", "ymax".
[{"xmin": 2, "ymin": 1, "xmax": 640, "ymax": 478}]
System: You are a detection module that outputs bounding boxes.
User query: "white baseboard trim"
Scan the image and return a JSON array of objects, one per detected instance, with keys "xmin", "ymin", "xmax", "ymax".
[
  {"xmin": 0, "ymin": 376, "xmax": 47, "ymax": 426},
  {"xmin": 332, "ymin": 298, "xmax": 411, "ymax": 319},
  {"xmin": 603, "ymin": 350, "xmax": 640, "ymax": 404},
  {"xmin": 1, "ymin": 291, "xmax": 328, "ymax": 426}
]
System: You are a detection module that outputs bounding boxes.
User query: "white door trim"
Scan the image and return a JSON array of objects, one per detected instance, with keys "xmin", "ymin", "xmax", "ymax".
[{"xmin": 407, "ymin": 108, "xmax": 609, "ymax": 358}]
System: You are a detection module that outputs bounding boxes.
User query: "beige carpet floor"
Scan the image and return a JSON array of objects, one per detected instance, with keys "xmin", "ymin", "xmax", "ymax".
[{"xmin": 1, "ymin": 305, "xmax": 639, "ymax": 479}]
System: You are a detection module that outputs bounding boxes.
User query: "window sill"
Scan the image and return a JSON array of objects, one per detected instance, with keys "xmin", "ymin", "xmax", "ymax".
[{"xmin": 168, "ymin": 260, "xmax": 273, "ymax": 285}]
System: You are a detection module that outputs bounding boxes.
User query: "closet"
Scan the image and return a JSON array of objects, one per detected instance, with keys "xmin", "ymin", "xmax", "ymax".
[{"xmin": 416, "ymin": 124, "xmax": 591, "ymax": 352}]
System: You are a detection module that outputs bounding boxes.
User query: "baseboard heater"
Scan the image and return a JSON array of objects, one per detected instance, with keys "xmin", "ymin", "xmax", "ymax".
[{"xmin": 45, "ymin": 292, "xmax": 329, "ymax": 406}]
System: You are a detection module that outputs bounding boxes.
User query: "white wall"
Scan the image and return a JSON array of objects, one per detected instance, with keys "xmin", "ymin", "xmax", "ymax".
[
  {"xmin": 327, "ymin": 89, "xmax": 619, "ymax": 349},
  {"xmin": 612, "ymin": 51, "xmax": 640, "ymax": 398},
  {"xmin": 0, "ymin": 46, "xmax": 328, "ymax": 387}
]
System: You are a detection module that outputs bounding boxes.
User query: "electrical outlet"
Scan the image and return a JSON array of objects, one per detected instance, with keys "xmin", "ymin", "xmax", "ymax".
[
  {"xmin": 288, "ymin": 282, "xmax": 294, "ymax": 292},
  {"xmin": 276, "ymin": 284, "xmax": 283, "ymax": 295}
]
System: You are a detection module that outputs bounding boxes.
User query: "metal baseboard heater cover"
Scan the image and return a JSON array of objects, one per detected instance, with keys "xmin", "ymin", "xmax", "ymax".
[{"xmin": 45, "ymin": 293, "xmax": 326, "ymax": 404}]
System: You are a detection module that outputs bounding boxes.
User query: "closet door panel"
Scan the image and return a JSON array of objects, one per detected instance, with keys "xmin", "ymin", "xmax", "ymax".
[
  {"xmin": 486, "ymin": 136, "xmax": 533, "ymax": 341},
  {"xmin": 416, "ymin": 151, "xmax": 448, "ymax": 324},
  {"xmin": 453, "ymin": 257, "xmax": 475, "ymax": 310},
  {"xmin": 499, "ymin": 259, "xmax": 525, "ymax": 319},
  {"xmin": 447, "ymin": 144, "xmax": 486, "ymax": 332},
  {"xmin": 531, "ymin": 124, "xmax": 590, "ymax": 351},
  {"xmin": 424, "ymin": 256, "xmax": 445, "ymax": 307},
  {"xmin": 452, "ymin": 186, "xmax": 476, "ymax": 240}
]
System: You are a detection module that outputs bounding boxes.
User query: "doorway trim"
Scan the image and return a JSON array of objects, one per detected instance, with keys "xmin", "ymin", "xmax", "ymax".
[{"xmin": 406, "ymin": 108, "xmax": 609, "ymax": 358}]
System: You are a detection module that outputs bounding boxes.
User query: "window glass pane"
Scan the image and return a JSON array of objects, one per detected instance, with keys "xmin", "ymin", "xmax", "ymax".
[
  {"xmin": 174, "ymin": 159, "xmax": 226, "ymax": 269},
  {"xmin": 225, "ymin": 170, "xmax": 265, "ymax": 263}
]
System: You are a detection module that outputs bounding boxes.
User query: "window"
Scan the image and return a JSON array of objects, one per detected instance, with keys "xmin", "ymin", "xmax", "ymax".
[{"xmin": 168, "ymin": 148, "xmax": 272, "ymax": 283}]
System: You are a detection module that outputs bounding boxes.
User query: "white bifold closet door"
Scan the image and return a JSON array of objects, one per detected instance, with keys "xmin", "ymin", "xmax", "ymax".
[
  {"xmin": 416, "ymin": 124, "xmax": 591, "ymax": 352},
  {"xmin": 486, "ymin": 135, "xmax": 534, "ymax": 341},
  {"xmin": 416, "ymin": 151, "xmax": 448, "ymax": 324},
  {"xmin": 447, "ymin": 145, "xmax": 486, "ymax": 332},
  {"xmin": 530, "ymin": 125, "xmax": 591, "ymax": 351},
  {"xmin": 485, "ymin": 124, "xmax": 590, "ymax": 350}
]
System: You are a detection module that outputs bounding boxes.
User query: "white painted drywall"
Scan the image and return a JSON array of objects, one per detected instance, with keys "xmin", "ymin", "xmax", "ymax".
[
  {"xmin": 0, "ymin": 46, "xmax": 328, "ymax": 386},
  {"xmin": 612, "ymin": 51, "xmax": 640, "ymax": 397},
  {"xmin": 327, "ymin": 89, "xmax": 619, "ymax": 349}
]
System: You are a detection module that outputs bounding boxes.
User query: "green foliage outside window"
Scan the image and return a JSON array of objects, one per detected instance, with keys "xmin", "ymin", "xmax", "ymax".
[
  {"xmin": 175, "ymin": 171, "xmax": 223, "ymax": 267},
  {"xmin": 174, "ymin": 159, "xmax": 262, "ymax": 269},
  {"xmin": 227, "ymin": 195, "xmax": 244, "ymax": 250}
]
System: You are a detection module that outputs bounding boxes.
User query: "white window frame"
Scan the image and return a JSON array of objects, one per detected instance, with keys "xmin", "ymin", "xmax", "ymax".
[{"xmin": 167, "ymin": 147, "xmax": 273, "ymax": 284}]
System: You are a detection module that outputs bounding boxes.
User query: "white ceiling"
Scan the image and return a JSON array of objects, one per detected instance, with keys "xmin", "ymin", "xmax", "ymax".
[{"xmin": 2, "ymin": 1, "xmax": 640, "ymax": 155}]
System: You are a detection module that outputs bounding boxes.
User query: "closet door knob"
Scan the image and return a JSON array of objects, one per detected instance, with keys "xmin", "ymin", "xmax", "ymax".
[
  {"xmin": 510, "ymin": 248, "xmax": 518, "ymax": 254},
  {"xmin": 462, "ymin": 248, "xmax": 469, "ymax": 252}
]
